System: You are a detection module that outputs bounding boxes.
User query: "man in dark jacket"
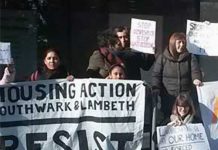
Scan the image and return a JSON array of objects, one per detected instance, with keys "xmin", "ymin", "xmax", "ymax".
[
  {"xmin": 87, "ymin": 27, "xmax": 155, "ymax": 80},
  {"xmin": 112, "ymin": 26, "xmax": 155, "ymax": 80},
  {"xmin": 115, "ymin": 50, "xmax": 154, "ymax": 80}
]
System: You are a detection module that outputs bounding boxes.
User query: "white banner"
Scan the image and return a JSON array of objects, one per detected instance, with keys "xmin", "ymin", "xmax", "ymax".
[
  {"xmin": 186, "ymin": 20, "xmax": 218, "ymax": 56},
  {"xmin": 130, "ymin": 18, "xmax": 156, "ymax": 54},
  {"xmin": 157, "ymin": 123, "xmax": 210, "ymax": 150},
  {"xmin": 0, "ymin": 42, "xmax": 11, "ymax": 64},
  {"xmin": 197, "ymin": 81, "xmax": 218, "ymax": 150},
  {"xmin": 0, "ymin": 79, "xmax": 145, "ymax": 150}
]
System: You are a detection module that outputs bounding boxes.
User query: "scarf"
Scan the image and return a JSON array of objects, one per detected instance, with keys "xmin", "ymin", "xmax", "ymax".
[
  {"xmin": 182, "ymin": 114, "xmax": 194, "ymax": 124},
  {"xmin": 99, "ymin": 47, "xmax": 123, "ymax": 65}
]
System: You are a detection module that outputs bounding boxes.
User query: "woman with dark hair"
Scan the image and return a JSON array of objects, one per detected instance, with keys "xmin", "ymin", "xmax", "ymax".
[
  {"xmin": 167, "ymin": 94, "xmax": 201, "ymax": 126},
  {"xmin": 30, "ymin": 48, "xmax": 73, "ymax": 81},
  {"xmin": 152, "ymin": 32, "xmax": 202, "ymax": 118},
  {"xmin": 106, "ymin": 63, "xmax": 126, "ymax": 80},
  {"xmin": 152, "ymin": 94, "xmax": 201, "ymax": 144}
]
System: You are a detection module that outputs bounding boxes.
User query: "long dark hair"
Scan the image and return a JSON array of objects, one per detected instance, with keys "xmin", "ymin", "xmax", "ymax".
[
  {"xmin": 42, "ymin": 48, "xmax": 61, "ymax": 62},
  {"xmin": 171, "ymin": 94, "xmax": 196, "ymax": 116},
  {"xmin": 38, "ymin": 48, "xmax": 64, "ymax": 76}
]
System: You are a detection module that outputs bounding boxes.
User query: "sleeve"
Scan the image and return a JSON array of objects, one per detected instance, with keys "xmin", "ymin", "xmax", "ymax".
[
  {"xmin": 191, "ymin": 54, "xmax": 202, "ymax": 81},
  {"xmin": 86, "ymin": 50, "xmax": 105, "ymax": 78},
  {"xmin": 152, "ymin": 54, "xmax": 163, "ymax": 89},
  {"xmin": 0, "ymin": 66, "xmax": 15, "ymax": 85},
  {"xmin": 87, "ymin": 51, "xmax": 104, "ymax": 70},
  {"xmin": 137, "ymin": 52, "xmax": 155, "ymax": 70}
]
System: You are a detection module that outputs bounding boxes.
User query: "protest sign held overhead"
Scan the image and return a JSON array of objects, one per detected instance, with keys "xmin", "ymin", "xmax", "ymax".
[
  {"xmin": 186, "ymin": 20, "xmax": 218, "ymax": 56},
  {"xmin": 0, "ymin": 42, "xmax": 11, "ymax": 64},
  {"xmin": 0, "ymin": 78, "xmax": 146, "ymax": 150},
  {"xmin": 197, "ymin": 81, "xmax": 218, "ymax": 150},
  {"xmin": 130, "ymin": 18, "xmax": 156, "ymax": 54},
  {"xmin": 157, "ymin": 123, "xmax": 210, "ymax": 150}
]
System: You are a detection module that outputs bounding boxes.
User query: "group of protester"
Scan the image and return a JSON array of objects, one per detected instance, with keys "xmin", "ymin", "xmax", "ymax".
[
  {"xmin": 86, "ymin": 26, "xmax": 155, "ymax": 80},
  {"xmin": 0, "ymin": 26, "xmax": 203, "ymax": 135},
  {"xmin": 152, "ymin": 32, "xmax": 203, "ymax": 125}
]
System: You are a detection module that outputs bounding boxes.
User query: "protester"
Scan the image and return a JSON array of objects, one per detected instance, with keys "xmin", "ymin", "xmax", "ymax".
[
  {"xmin": 167, "ymin": 94, "xmax": 201, "ymax": 126},
  {"xmin": 106, "ymin": 63, "xmax": 126, "ymax": 79},
  {"xmin": 112, "ymin": 26, "xmax": 130, "ymax": 50},
  {"xmin": 112, "ymin": 26, "xmax": 155, "ymax": 80},
  {"xmin": 152, "ymin": 32, "xmax": 202, "ymax": 118},
  {"xmin": 30, "ymin": 48, "xmax": 73, "ymax": 81},
  {"xmin": 87, "ymin": 26, "xmax": 155, "ymax": 80},
  {"xmin": 86, "ymin": 30, "xmax": 123, "ymax": 78},
  {"xmin": 153, "ymin": 94, "xmax": 202, "ymax": 144},
  {"xmin": 0, "ymin": 59, "xmax": 15, "ymax": 85}
]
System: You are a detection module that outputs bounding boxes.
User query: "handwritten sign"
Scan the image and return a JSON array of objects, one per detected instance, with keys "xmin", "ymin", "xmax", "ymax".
[
  {"xmin": 186, "ymin": 20, "xmax": 218, "ymax": 56},
  {"xmin": 0, "ymin": 42, "xmax": 11, "ymax": 64},
  {"xmin": 130, "ymin": 18, "xmax": 156, "ymax": 54},
  {"xmin": 157, "ymin": 123, "xmax": 210, "ymax": 150}
]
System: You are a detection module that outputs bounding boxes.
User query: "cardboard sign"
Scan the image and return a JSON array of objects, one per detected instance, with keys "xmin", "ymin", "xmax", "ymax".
[
  {"xmin": 157, "ymin": 123, "xmax": 210, "ymax": 150},
  {"xmin": 130, "ymin": 18, "xmax": 156, "ymax": 54}
]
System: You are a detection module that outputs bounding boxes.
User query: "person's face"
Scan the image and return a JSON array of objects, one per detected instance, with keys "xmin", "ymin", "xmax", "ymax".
[
  {"xmin": 113, "ymin": 40, "xmax": 123, "ymax": 51},
  {"xmin": 116, "ymin": 31, "xmax": 129, "ymax": 49},
  {"xmin": 175, "ymin": 39, "xmax": 186, "ymax": 53},
  {"xmin": 177, "ymin": 105, "xmax": 190, "ymax": 117},
  {"xmin": 44, "ymin": 51, "xmax": 60, "ymax": 70},
  {"xmin": 109, "ymin": 66, "xmax": 126, "ymax": 79}
]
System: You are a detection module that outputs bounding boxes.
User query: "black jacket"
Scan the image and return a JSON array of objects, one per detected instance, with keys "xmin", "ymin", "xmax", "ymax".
[
  {"xmin": 152, "ymin": 49, "xmax": 202, "ymax": 96},
  {"xmin": 116, "ymin": 50, "xmax": 155, "ymax": 80}
]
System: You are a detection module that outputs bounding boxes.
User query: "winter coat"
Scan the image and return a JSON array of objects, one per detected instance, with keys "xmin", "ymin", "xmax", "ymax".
[
  {"xmin": 152, "ymin": 48, "xmax": 202, "ymax": 97},
  {"xmin": 115, "ymin": 50, "xmax": 155, "ymax": 80},
  {"xmin": 86, "ymin": 48, "xmax": 122, "ymax": 78}
]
